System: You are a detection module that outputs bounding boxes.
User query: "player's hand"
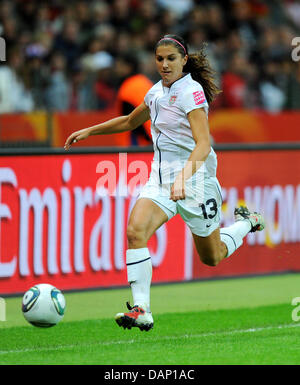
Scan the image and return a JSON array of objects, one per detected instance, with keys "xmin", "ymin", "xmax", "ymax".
[
  {"xmin": 170, "ymin": 177, "xmax": 185, "ymax": 201},
  {"xmin": 64, "ymin": 128, "xmax": 90, "ymax": 150}
]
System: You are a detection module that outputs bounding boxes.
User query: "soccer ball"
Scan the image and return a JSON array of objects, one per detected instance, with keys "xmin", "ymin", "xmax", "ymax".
[{"xmin": 22, "ymin": 283, "xmax": 66, "ymax": 328}]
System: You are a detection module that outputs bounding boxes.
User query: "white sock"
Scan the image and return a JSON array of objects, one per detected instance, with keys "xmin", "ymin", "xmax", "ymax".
[
  {"xmin": 220, "ymin": 220, "xmax": 251, "ymax": 258},
  {"xmin": 126, "ymin": 248, "xmax": 152, "ymax": 312}
]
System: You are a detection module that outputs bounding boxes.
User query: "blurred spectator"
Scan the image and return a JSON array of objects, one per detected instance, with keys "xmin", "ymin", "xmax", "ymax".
[
  {"xmin": 220, "ymin": 53, "xmax": 249, "ymax": 108},
  {"xmin": 17, "ymin": 0, "xmax": 38, "ymax": 32},
  {"xmin": 69, "ymin": 65, "xmax": 97, "ymax": 111},
  {"xmin": 1, "ymin": 17, "xmax": 19, "ymax": 47},
  {"xmin": 0, "ymin": 0, "xmax": 14, "ymax": 23},
  {"xmin": 131, "ymin": 0, "xmax": 157, "ymax": 31},
  {"xmin": 156, "ymin": 0, "xmax": 194, "ymax": 18},
  {"xmin": 0, "ymin": 48, "xmax": 34, "ymax": 112},
  {"xmin": 257, "ymin": 25, "xmax": 289, "ymax": 63},
  {"xmin": 205, "ymin": 3, "xmax": 228, "ymax": 43},
  {"xmin": 229, "ymin": 0, "xmax": 259, "ymax": 48},
  {"xmin": 53, "ymin": 20, "xmax": 82, "ymax": 68},
  {"xmin": 80, "ymin": 38, "xmax": 113, "ymax": 71},
  {"xmin": 44, "ymin": 52, "xmax": 70, "ymax": 111},
  {"xmin": 285, "ymin": 62, "xmax": 300, "ymax": 110},
  {"xmin": 0, "ymin": 0, "xmax": 298, "ymax": 113},
  {"xmin": 115, "ymin": 54, "xmax": 153, "ymax": 145},
  {"xmin": 112, "ymin": 32, "xmax": 134, "ymax": 56},
  {"xmin": 34, "ymin": 4, "xmax": 53, "ymax": 35},
  {"xmin": 259, "ymin": 60, "xmax": 286, "ymax": 112},
  {"xmin": 284, "ymin": 0, "xmax": 300, "ymax": 28},
  {"xmin": 159, "ymin": 10, "xmax": 179, "ymax": 36},
  {"xmin": 187, "ymin": 5, "xmax": 206, "ymax": 30},
  {"xmin": 23, "ymin": 44, "xmax": 49, "ymax": 110},
  {"xmin": 90, "ymin": 1, "xmax": 112, "ymax": 28},
  {"xmin": 94, "ymin": 64, "xmax": 117, "ymax": 109},
  {"xmin": 74, "ymin": 1, "xmax": 93, "ymax": 43},
  {"xmin": 111, "ymin": 0, "xmax": 131, "ymax": 31}
]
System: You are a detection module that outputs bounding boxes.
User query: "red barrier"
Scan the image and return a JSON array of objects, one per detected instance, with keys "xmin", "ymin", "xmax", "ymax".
[
  {"xmin": 209, "ymin": 110, "xmax": 300, "ymax": 143},
  {"xmin": 1, "ymin": 109, "xmax": 300, "ymax": 146},
  {"xmin": 0, "ymin": 149, "xmax": 299, "ymax": 295},
  {"xmin": 192, "ymin": 150, "xmax": 300, "ymax": 279},
  {"xmin": 53, "ymin": 108, "xmax": 131, "ymax": 147},
  {"xmin": 0, "ymin": 112, "xmax": 49, "ymax": 142},
  {"xmin": 0, "ymin": 153, "xmax": 187, "ymax": 295}
]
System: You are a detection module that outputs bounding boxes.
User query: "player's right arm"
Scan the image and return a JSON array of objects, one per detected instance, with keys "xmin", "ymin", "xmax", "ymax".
[{"xmin": 64, "ymin": 102, "xmax": 150, "ymax": 150}]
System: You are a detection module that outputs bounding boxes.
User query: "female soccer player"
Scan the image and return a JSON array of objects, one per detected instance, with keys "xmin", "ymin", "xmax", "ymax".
[{"xmin": 64, "ymin": 35, "xmax": 265, "ymax": 332}]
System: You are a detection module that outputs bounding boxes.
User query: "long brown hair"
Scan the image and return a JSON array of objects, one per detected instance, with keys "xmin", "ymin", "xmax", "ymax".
[{"xmin": 155, "ymin": 34, "xmax": 221, "ymax": 104}]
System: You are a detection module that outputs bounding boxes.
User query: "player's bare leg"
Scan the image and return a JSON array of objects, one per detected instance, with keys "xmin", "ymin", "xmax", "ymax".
[
  {"xmin": 192, "ymin": 227, "xmax": 227, "ymax": 266},
  {"xmin": 193, "ymin": 206, "xmax": 265, "ymax": 266},
  {"xmin": 115, "ymin": 198, "xmax": 168, "ymax": 331}
]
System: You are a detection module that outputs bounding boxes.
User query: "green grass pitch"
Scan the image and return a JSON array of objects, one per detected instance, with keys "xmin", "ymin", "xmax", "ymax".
[{"xmin": 1, "ymin": 273, "xmax": 300, "ymax": 365}]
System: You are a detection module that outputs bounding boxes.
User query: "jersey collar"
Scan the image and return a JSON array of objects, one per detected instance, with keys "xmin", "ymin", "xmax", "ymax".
[{"xmin": 162, "ymin": 73, "xmax": 190, "ymax": 93}]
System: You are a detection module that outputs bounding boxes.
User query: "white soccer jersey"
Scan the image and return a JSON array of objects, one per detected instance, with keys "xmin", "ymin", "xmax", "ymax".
[{"xmin": 144, "ymin": 73, "xmax": 217, "ymax": 184}]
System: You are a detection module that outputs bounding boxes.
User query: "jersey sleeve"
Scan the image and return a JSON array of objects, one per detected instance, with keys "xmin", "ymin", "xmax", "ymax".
[
  {"xmin": 180, "ymin": 83, "xmax": 209, "ymax": 114},
  {"xmin": 144, "ymin": 90, "xmax": 150, "ymax": 107},
  {"xmin": 144, "ymin": 85, "xmax": 156, "ymax": 107}
]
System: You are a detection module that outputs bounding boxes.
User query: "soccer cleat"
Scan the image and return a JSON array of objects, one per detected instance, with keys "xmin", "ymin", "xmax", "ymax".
[
  {"xmin": 234, "ymin": 206, "xmax": 265, "ymax": 233},
  {"xmin": 115, "ymin": 302, "xmax": 154, "ymax": 332}
]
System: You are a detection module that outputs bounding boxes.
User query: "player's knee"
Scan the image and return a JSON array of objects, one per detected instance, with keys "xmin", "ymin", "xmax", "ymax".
[
  {"xmin": 127, "ymin": 223, "xmax": 147, "ymax": 247},
  {"xmin": 199, "ymin": 253, "xmax": 220, "ymax": 267}
]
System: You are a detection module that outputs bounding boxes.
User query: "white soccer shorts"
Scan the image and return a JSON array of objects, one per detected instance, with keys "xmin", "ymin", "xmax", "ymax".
[{"xmin": 138, "ymin": 176, "xmax": 223, "ymax": 237}]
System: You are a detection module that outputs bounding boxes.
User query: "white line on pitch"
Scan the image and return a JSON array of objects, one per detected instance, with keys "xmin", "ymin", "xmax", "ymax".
[{"xmin": 0, "ymin": 323, "xmax": 299, "ymax": 355}]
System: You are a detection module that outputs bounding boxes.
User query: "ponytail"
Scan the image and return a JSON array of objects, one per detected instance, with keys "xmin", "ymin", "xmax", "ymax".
[{"xmin": 183, "ymin": 44, "xmax": 221, "ymax": 104}]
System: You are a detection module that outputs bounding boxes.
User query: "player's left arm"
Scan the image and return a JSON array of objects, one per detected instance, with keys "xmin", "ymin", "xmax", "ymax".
[{"xmin": 170, "ymin": 108, "xmax": 211, "ymax": 201}]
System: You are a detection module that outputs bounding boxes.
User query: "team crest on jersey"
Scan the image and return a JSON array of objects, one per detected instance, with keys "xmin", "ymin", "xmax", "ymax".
[{"xmin": 169, "ymin": 95, "xmax": 177, "ymax": 105}]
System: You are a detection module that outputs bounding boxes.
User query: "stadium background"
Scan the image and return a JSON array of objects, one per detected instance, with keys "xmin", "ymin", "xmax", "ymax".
[{"xmin": 0, "ymin": 0, "xmax": 300, "ymax": 295}]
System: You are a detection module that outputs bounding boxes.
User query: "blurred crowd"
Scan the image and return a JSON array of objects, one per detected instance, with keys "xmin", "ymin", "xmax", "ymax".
[{"xmin": 0, "ymin": 0, "xmax": 300, "ymax": 114}]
